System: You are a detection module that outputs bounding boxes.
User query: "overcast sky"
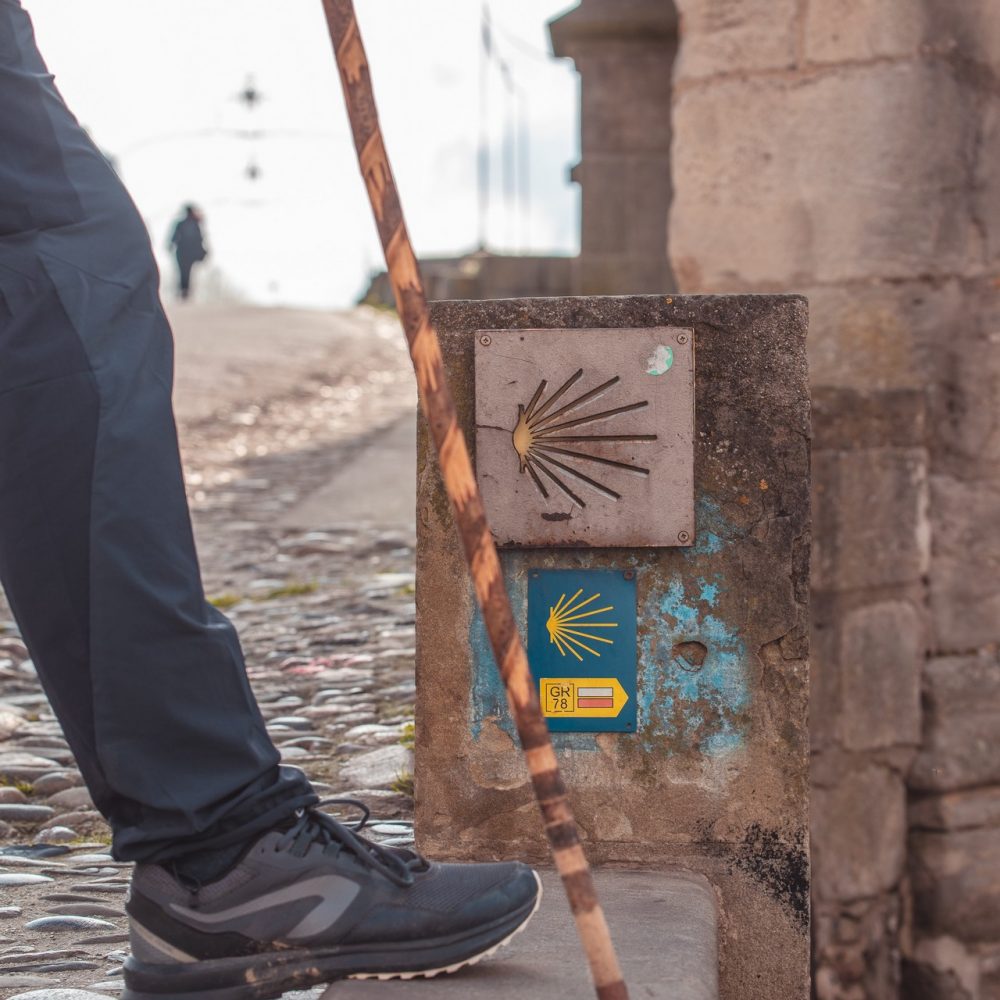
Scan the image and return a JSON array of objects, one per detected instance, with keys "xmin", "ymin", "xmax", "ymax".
[{"xmin": 26, "ymin": 1, "xmax": 580, "ymax": 308}]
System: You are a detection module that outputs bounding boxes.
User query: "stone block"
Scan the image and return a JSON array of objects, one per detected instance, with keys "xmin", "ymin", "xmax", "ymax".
[
  {"xmin": 837, "ymin": 600, "xmax": 923, "ymax": 751},
  {"xmin": 804, "ymin": 0, "xmax": 927, "ymax": 63},
  {"xmin": 803, "ymin": 280, "xmax": 961, "ymax": 393},
  {"xmin": 574, "ymin": 254, "xmax": 673, "ymax": 297},
  {"xmin": 813, "ymin": 894, "xmax": 904, "ymax": 1000},
  {"xmin": 335, "ymin": 869, "xmax": 720, "ymax": 1000},
  {"xmin": 910, "ymin": 787, "xmax": 1000, "ymax": 832},
  {"xmin": 579, "ymin": 154, "xmax": 672, "ymax": 260},
  {"xmin": 417, "ymin": 295, "xmax": 810, "ymax": 1000},
  {"xmin": 673, "ymin": 0, "xmax": 799, "ymax": 81},
  {"xmin": 812, "ymin": 763, "xmax": 906, "ymax": 901},
  {"xmin": 902, "ymin": 935, "xmax": 980, "ymax": 1000},
  {"xmin": 575, "ymin": 44, "xmax": 673, "ymax": 155},
  {"xmin": 929, "ymin": 324, "xmax": 1000, "ymax": 474},
  {"xmin": 671, "ymin": 64, "xmax": 976, "ymax": 289},
  {"xmin": 808, "ymin": 594, "xmax": 841, "ymax": 753},
  {"xmin": 812, "ymin": 448, "xmax": 929, "ymax": 593},
  {"xmin": 812, "ymin": 387, "xmax": 926, "ymax": 451},
  {"xmin": 929, "ymin": 475, "xmax": 1000, "ymax": 649},
  {"xmin": 910, "ymin": 654, "xmax": 1000, "ymax": 792},
  {"xmin": 911, "ymin": 826, "xmax": 1000, "ymax": 942},
  {"xmin": 936, "ymin": 1, "xmax": 1000, "ymax": 77},
  {"xmin": 810, "ymin": 587, "xmax": 926, "ymax": 754}
]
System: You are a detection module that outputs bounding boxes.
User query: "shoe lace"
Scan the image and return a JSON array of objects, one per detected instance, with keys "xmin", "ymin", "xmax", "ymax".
[{"xmin": 274, "ymin": 797, "xmax": 422, "ymax": 888}]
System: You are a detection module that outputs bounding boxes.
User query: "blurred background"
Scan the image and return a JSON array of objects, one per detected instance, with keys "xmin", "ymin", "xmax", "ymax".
[{"xmin": 28, "ymin": 0, "xmax": 581, "ymax": 307}]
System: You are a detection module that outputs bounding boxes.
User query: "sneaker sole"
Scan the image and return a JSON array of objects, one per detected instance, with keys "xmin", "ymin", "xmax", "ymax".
[{"xmin": 121, "ymin": 871, "xmax": 542, "ymax": 1000}]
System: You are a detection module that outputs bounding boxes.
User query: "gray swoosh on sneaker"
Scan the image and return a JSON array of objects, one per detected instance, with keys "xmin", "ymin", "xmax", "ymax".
[{"xmin": 169, "ymin": 874, "xmax": 361, "ymax": 940}]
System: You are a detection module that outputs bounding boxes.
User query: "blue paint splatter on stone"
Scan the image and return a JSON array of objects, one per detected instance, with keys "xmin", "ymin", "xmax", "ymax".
[
  {"xmin": 470, "ymin": 497, "xmax": 748, "ymax": 756},
  {"xmin": 686, "ymin": 496, "xmax": 741, "ymax": 559},
  {"xmin": 639, "ymin": 577, "xmax": 749, "ymax": 754},
  {"xmin": 468, "ymin": 554, "xmax": 524, "ymax": 742}
]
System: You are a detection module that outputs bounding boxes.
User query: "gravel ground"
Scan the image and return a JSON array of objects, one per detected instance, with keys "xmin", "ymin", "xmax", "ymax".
[{"xmin": 0, "ymin": 305, "xmax": 421, "ymax": 999}]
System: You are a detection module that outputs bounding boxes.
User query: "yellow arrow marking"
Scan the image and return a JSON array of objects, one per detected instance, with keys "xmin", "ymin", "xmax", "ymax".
[{"xmin": 540, "ymin": 677, "xmax": 630, "ymax": 718}]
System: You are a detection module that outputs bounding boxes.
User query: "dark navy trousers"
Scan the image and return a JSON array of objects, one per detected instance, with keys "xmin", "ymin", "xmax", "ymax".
[{"xmin": 0, "ymin": 0, "xmax": 315, "ymax": 862}]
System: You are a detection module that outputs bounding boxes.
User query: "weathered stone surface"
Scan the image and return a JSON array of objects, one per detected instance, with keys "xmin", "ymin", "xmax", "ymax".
[
  {"xmin": 910, "ymin": 654, "xmax": 1000, "ymax": 792},
  {"xmin": 813, "ymin": 893, "xmax": 904, "ymax": 1000},
  {"xmin": 804, "ymin": 280, "xmax": 961, "ymax": 393},
  {"xmin": 671, "ymin": 64, "xmax": 976, "ymax": 290},
  {"xmin": 418, "ymin": 295, "xmax": 810, "ymax": 1000},
  {"xmin": 911, "ymin": 827, "xmax": 1000, "ymax": 942},
  {"xmin": 335, "ymin": 868, "xmax": 719, "ymax": 1000},
  {"xmin": 0, "ymin": 981, "xmax": 55, "ymax": 995},
  {"xmin": 929, "ymin": 311, "xmax": 1000, "ymax": 471},
  {"xmin": 0, "ymin": 707, "xmax": 25, "ymax": 740},
  {"xmin": 902, "ymin": 934, "xmax": 980, "ymax": 1000},
  {"xmin": 804, "ymin": 0, "xmax": 928, "ymax": 63},
  {"xmin": 929, "ymin": 475, "xmax": 1000, "ymax": 649},
  {"xmin": 910, "ymin": 786, "xmax": 1000, "ymax": 832},
  {"xmin": 812, "ymin": 448, "xmax": 929, "ymax": 592},
  {"xmin": 31, "ymin": 773, "xmax": 81, "ymax": 797},
  {"xmin": 0, "ymin": 753, "xmax": 64, "ymax": 781},
  {"xmin": 942, "ymin": 1, "xmax": 1000, "ymax": 76},
  {"xmin": 837, "ymin": 600, "xmax": 923, "ymax": 751},
  {"xmin": 0, "ymin": 804, "xmax": 55, "ymax": 823},
  {"xmin": 0, "ymin": 873, "xmax": 54, "ymax": 886},
  {"xmin": 977, "ymin": 99, "xmax": 1000, "ymax": 266},
  {"xmin": 44, "ymin": 788, "xmax": 93, "ymax": 811},
  {"xmin": 812, "ymin": 388, "xmax": 926, "ymax": 452},
  {"xmin": 339, "ymin": 745, "xmax": 412, "ymax": 791},
  {"xmin": 812, "ymin": 764, "xmax": 905, "ymax": 900},
  {"xmin": 673, "ymin": 0, "xmax": 798, "ymax": 80},
  {"xmin": 25, "ymin": 916, "xmax": 116, "ymax": 933}
]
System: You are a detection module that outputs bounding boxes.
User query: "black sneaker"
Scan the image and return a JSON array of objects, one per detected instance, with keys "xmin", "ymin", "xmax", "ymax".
[{"xmin": 121, "ymin": 803, "xmax": 541, "ymax": 999}]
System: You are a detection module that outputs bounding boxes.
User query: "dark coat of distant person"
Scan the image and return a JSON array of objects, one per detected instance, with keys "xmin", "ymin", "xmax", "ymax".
[{"xmin": 169, "ymin": 204, "xmax": 207, "ymax": 300}]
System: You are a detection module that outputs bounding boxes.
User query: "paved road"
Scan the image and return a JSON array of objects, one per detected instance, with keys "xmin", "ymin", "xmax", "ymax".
[
  {"xmin": 168, "ymin": 303, "xmax": 410, "ymax": 425},
  {"xmin": 170, "ymin": 303, "xmax": 417, "ymax": 533}
]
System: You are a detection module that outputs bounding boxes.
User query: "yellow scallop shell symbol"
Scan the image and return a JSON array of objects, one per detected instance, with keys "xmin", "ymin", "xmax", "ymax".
[{"xmin": 546, "ymin": 589, "xmax": 618, "ymax": 661}]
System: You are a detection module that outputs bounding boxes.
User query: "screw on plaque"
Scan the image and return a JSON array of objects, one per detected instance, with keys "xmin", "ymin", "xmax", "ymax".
[
  {"xmin": 623, "ymin": 570, "xmax": 635, "ymax": 580},
  {"xmin": 676, "ymin": 333, "xmax": 689, "ymax": 345},
  {"xmin": 480, "ymin": 334, "xmax": 492, "ymax": 346},
  {"xmin": 678, "ymin": 530, "xmax": 691, "ymax": 543}
]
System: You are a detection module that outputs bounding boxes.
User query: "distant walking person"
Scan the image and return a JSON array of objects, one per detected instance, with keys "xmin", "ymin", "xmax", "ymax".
[{"xmin": 169, "ymin": 203, "xmax": 207, "ymax": 299}]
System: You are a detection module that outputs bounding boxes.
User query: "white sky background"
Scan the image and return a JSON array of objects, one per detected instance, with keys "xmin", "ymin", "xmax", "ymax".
[{"xmin": 26, "ymin": 1, "xmax": 581, "ymax": 308}]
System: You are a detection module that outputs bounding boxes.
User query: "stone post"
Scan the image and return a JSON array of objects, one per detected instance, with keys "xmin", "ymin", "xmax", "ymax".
[
  {"xmin": 415, "ymin": 294, "xmax": 810, "ymax": 1000},
  {"xmin": 548, "ymin": 0, "xmax": 677, "ymax": 295},
  {"xmin": 668, "ymin": 3, "xmax": 1000, "ymax": 996}
]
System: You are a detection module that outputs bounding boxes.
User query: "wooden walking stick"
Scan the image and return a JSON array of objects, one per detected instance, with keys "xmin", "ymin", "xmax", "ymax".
[{"xmin": 319, "ymin": 4, "xmax": 629, "ymax": 999}]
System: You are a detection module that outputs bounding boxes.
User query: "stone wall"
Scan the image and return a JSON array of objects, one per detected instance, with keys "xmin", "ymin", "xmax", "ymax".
[{"xmin": 668, "ymin": 3, "xmax": 1000, "ymax": 997}]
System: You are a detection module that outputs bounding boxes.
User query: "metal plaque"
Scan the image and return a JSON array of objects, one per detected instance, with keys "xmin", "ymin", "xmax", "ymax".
[
  {"xmin": 475, "ymin": 327, "xmax": 694, "ymax": 547},
  {"xmin": 528, "ymin": 568, "xmax": 637, "ymax": 733}
]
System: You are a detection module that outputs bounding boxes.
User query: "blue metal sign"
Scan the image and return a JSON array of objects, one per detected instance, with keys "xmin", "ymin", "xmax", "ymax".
[{"xmin": 528, "ymin": 568, "xmax": 637, "ymax": 733}]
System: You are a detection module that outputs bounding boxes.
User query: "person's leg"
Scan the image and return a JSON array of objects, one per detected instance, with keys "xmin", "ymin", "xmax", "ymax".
[
  {"xmin": 0, "ymin": 0, "xmax": 315, "ymax": 864},
  {"xmin": 177, "ymin": 256, "xmax": 192, "ymax": 299},
  {"xmin": 0, "ymin": 10, "xmax": 542, "ymax": 994}
]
